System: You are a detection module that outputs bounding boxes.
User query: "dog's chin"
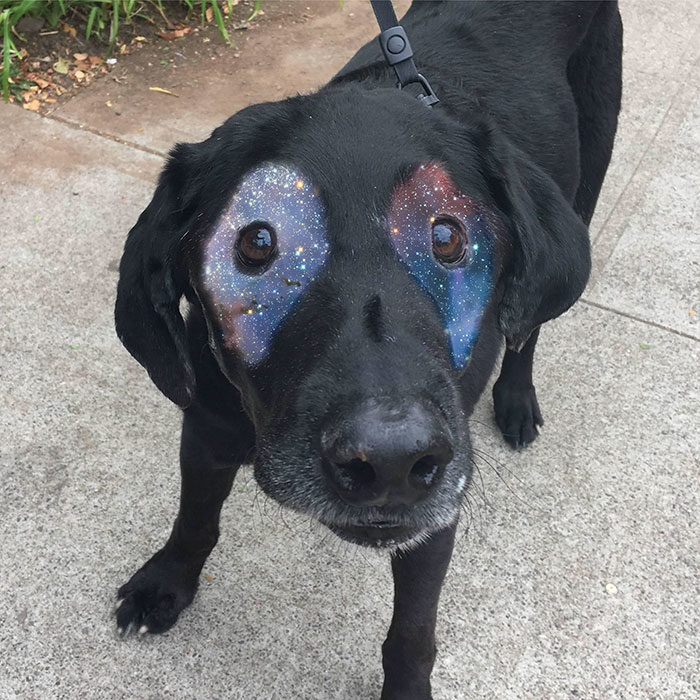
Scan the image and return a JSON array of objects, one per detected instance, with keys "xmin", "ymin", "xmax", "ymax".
[{"xmin": 326, "ymin": 521, "xmax": 427, "ymax": 550}]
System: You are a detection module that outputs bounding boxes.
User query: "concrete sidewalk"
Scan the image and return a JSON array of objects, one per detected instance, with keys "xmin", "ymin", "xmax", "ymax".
[{"xmin": 1, "ymin": 1, "xmax": 698, "ymax": 698}]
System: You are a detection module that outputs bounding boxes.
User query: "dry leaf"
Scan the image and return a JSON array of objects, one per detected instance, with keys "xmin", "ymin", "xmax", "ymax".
[
  {"xmin": 149, "ymin": 86, "xmax": 179, "ymax": 97},
  {"xmin": 45, "ymin": 97, "xmax": 57, "ymax": 103},
  {"xmin": 74, "ymin": 70, "xmax": 86, "ymax": 81},
  {"xmin": 134, "ymin": 36, "xmax": 147, "ymax": 42},
  {"xmin": 53, "ymin": 57, "xmax": 69, "ymax": 74},
  {"xmin": 158, "ymin": 27, "xmax": 193, "ymax": 41},
  {"xmin": 73, "ymin": 52, "xmax": 88, "ymax": 61},
  {"xmin": 63, "ymin": 23, "xmax": 77, "ymax": 38},
  {"xmin": 35, "ymin": 77, "xmax": 49, "ymax": 89},
  {"xmin": 23, "ymin": 99, "xmax": 41, "ymax": 112},
  {"xmin": 120, "ymin": 44, "xmax": 129, "ymax": 54},
  {"xmin": 205, "ymin": 6, "xmax": 214, "ymax": 22},
  {"xmin": 89, "ymin": 55, "xmax": 102, "ymax": 66}
]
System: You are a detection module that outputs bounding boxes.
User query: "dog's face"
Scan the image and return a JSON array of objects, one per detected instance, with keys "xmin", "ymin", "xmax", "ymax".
[
  {"xmin": 191, "ymin": 156, "xmax": 500, "ymax": 547},
  {"xmin": 116, "ymin": 88, "xmax": 590, "ymax": 548}
]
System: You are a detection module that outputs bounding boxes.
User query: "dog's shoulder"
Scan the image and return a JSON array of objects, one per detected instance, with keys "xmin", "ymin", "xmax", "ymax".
[{"xmin": 338, "ymin": 1, "xmax": 613, "ymax": 80}]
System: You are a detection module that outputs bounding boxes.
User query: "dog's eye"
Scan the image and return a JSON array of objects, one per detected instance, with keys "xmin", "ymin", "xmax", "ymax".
[
  {"xmin": 236, "ymin": 222, "xmax": 278, "ymax": 269},
  {"xmin": 431, "ymin": 216, "xmax": 467, "ymax": 266}
]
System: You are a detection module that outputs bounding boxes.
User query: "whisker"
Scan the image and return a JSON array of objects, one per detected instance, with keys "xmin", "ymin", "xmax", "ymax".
[
  {"xmin": 468, "ymin": 458, "xmax": 491, "ymax": 508},
  {"xmin": 463, "ymin": 480, "xmax": 486, "ymax": 537},
  {"xmin": 472, "ymin": 446, "xmax": 531, "ymax": 491},
  {"xmin": 466, "ymin": 416, "xmax": 500, "ymax": 432},
  {"xmin": 471, "ymin": 448, "xmax": 545, "ymax": 513},
  {"xmin": 277, "ymin": 502, "xmax": 299, "ymax": 535}
]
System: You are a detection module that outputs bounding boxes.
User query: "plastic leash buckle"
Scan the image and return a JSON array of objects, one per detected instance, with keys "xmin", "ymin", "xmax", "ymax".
[
  {"xmin": 378, "ymin": 26, "xmax": 414, "ymax": 66},
  {"xmin": 377, "ymin": 25, "xmax": 439, "ymax": 107}
]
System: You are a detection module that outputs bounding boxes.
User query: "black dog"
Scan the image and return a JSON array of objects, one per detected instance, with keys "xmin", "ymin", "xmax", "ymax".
[{"xmin": 114, "ymin": 2, "xmax": 621, "ymax": 697}]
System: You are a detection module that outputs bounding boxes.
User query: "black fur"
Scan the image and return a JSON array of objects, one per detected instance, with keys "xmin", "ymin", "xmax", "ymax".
[{"xmin": 114, "ymin": 2, "xmax": 622, "ymax": 696}]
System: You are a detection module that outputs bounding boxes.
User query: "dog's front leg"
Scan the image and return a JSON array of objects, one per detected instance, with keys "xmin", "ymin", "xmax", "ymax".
[
  {"xmin": 381, "ymin": 521, "xmax": 457, "ymax": 700},
  {"xmin": 116, "ymin": 407, "xmax": 250, "ymax": 635}
]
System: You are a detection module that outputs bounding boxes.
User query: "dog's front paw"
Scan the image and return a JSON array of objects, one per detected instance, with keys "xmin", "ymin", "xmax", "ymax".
[
  {"xmin": 492, "ymin": 380, "xmax": 544, "ymax": 448},
  {"xmin": 115, "ymin": 548, "xmax": 199, "ymax": 637}
]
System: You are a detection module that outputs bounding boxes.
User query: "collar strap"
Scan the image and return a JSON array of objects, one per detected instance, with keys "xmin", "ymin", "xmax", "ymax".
[{"xmin": 370, "ymin": 0, "xmax": 439, "ymax": 107}]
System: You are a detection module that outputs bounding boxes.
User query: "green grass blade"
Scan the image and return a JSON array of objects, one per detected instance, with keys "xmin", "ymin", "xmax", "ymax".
[
  {"xmin": 1, "ymin": 9, "xmax": 12, "ymax": 102},
  {"xmin": 50, "ymin": 0, "xmax": 63, "ymax": 28},
  {"xmin": 211, "ymin": 0, "xmax": 230, "ymax": 44},
  {"xmin": 1, "ymin": 15, "xmax": 8, "ymax": 103},
  {"xmin": 125, "ymin": 0, "xmax": 138, "ymax": 21},
  {"xmin": 86, "ymin": 5, "xmax": 99, "ymax": 40},
  {"xmin": 108, "ymin": 0, "xmax": 119, "ymax": 49},
  {"xmin": 247, "ymin": 0, "xmax": 261, "ymax": 22}
]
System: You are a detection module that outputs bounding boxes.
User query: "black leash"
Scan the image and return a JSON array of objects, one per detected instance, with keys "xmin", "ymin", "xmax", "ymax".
[{"xmin": 370, "ymin": 0, "xmax": 439, "ymax": 107}]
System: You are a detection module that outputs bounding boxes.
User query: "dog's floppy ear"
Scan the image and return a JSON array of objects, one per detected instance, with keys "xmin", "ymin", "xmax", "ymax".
[
  {"xmin": 479, "ymin": 126, "xmax": 591, "ymax": 351},
  {"xmin": 115, "ymin": 144, "xmax": 198, "ymax": 407}
]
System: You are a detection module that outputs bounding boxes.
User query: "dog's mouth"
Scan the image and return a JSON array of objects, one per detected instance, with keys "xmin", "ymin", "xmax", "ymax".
[{"xmin": 327, "ymin": 520, "xmax": 420, "ymax": 548}]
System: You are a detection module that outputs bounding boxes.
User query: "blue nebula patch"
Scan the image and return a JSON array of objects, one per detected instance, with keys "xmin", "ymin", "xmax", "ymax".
[
  {"xmin": 387, "ymin": 163, "xmax": 497, "ymax": 369},
  {"xmin": 200, "ymin": 163, "xmax": 329, "ymax": 364}
]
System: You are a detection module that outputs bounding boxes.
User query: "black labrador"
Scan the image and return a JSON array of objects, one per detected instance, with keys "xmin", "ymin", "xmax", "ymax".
[{"xmin": 114, "ymin": 2, "xmax": 622, "ymax": 697}]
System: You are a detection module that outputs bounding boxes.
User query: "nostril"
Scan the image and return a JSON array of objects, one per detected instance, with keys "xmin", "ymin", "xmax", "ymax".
[
  {"xmin": 408, "ymin": 455, "xmax": 443, "ymax": 490},
  {"xmin": 333, "ymin": 458, "xmax": 376, "ymax": 492}
]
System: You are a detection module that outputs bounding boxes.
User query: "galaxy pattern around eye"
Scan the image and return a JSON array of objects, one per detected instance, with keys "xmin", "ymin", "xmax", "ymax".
[
  {"xmin": 388, "ymin": 163, "xmax": 497, "ymax": 369},
  {"xmin": 200, "ymin": 163, "xmax": 329, "ymax": 364}
]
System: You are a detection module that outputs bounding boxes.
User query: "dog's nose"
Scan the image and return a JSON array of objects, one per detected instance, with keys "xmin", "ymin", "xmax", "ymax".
[{"xmin": 321, "ymin": 401, "xmax": 453, "ymax": 506}]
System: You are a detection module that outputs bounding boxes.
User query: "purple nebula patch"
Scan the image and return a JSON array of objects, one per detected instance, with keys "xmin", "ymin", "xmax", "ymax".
[
  {"xmin": 387, "ymin": 163, "xmax": 497, "ymax": 369},
  {"xmin": 199, "ymin": 163, "xmax": 329, "ymax": 364}
]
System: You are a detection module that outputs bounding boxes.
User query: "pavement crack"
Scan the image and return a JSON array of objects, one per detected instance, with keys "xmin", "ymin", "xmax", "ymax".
[
  {"xmin": 579, "ymin": 298, "xmax": 699, "ymax": 342},
  {"xmin": 41, "ymin": 113, "xmax": 168, "ymax": 159}
]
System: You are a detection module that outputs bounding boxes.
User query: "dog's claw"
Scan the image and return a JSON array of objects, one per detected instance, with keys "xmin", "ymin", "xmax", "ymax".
[{"xmin": 138, "ymin": 625, "xmax": 149, "ymax": 635}]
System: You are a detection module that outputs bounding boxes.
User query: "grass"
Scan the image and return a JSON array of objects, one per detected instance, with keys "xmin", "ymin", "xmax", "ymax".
[{"xmin": 0, "ymin": 0, "xmax": 256, "ymax": 101}]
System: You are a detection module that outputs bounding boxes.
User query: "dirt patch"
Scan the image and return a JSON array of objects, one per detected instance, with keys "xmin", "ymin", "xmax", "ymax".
[
  {"xmin": 43, "ymin": 0, "xmax": 383, "ymax": 155},
  {"xmin": 7, "ymin": 0, "xmax": 285, "ymax": 114}
]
